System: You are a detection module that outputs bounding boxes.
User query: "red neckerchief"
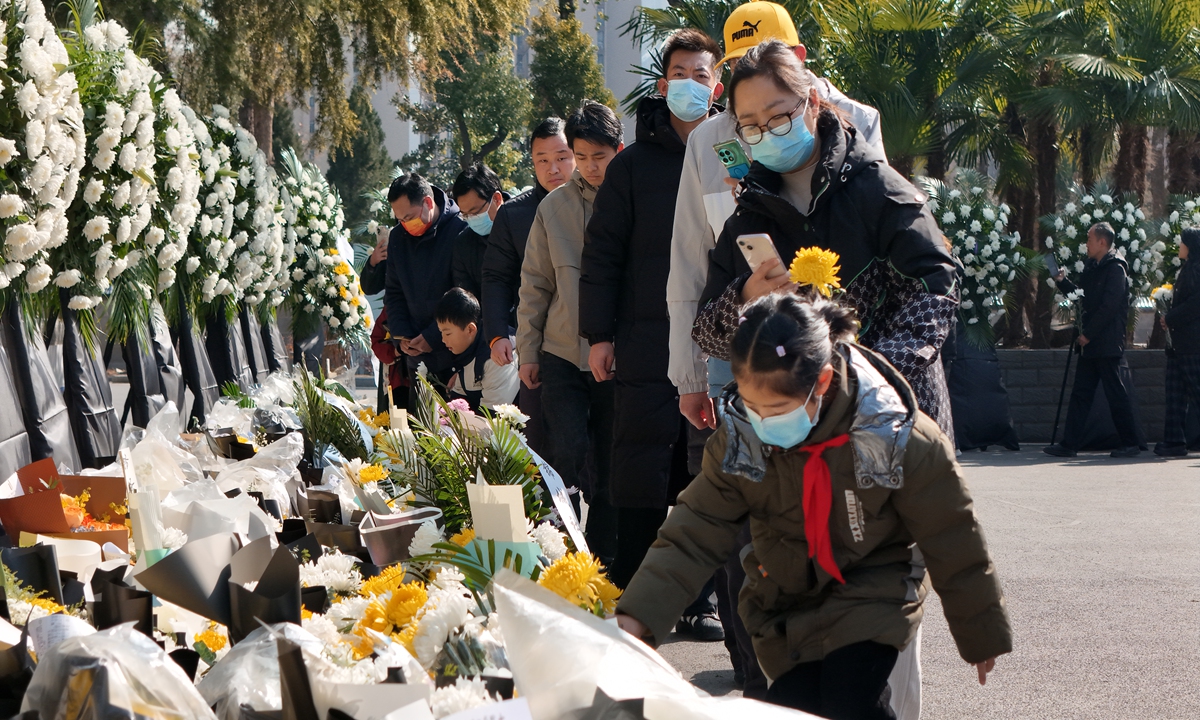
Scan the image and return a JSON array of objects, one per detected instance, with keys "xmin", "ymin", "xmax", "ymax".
[{"xmin": 798, "ymin": 433, "xmax": 851, "ymax": 584}]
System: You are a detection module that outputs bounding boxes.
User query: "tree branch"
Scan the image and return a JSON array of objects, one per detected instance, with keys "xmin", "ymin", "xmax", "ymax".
[
  {"xmin": 475, "ymin": 128, "xmax": 510, "ymax": 163},
  {"xmin": 455, "ymin": 111, "xmax": 473, "ymax": 170}
]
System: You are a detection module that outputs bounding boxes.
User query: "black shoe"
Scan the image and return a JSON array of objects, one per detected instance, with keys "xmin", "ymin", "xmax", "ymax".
[
  {"xmin": 1154, "ymin": 442, "xmax": 1188, "ymax": 457},
  {"xmin": 1110, "ymin": 446, "xmax": 1141, "ymax": 458},
  {"xmin": 1043, "ymin": 444, "xmax": 1076, "ymax": 457},
  {"xmin": 676, "ymin": 612, "xmax": 725, "ymax": 642}
]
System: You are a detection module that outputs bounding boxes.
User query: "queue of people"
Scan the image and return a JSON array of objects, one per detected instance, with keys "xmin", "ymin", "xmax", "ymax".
[{"xmin": 369, "ymin": 3, "xmax": 1014, "ymax": 718}]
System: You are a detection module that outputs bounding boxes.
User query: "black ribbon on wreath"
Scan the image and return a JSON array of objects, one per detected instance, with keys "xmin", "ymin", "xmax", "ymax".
[
  {"xmin": 172, "ymin": 291, "xmax": 219, "ymax": 425},
  {"xmin": 122, "ymin": 303, "xmax": 188, "ymax": 428},
  {"xmin": 261, "ymin": 315, "xmax": 291, "ymax": 374},
  {"xmin": 205, "ymin": 307, "xmax": 254, "ymax": 392},
  {"xmin": 2, "ymin": 302, "xmax": 79, "ymax": 470},
  {"xmin": 240, "ymin": 305, "xmax": 270, "ymax": 383},
  {"xmin": 943, "ymin": 320, "xmax": 1020, "ymax": 451},
  {"xmin": 59, "ymin": 288, "xmax": 121, "ymax": 469}
]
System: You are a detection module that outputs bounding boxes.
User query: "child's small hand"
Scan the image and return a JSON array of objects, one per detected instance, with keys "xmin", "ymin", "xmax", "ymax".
[{"xmin": 973, "ymin": 657, "xmax": 997, "ymax": 685}]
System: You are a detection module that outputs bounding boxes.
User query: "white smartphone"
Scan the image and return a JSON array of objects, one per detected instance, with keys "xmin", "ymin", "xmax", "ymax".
[{"xmin": 736, "ymin": 233, "xmax": 787, "ymax": 279}]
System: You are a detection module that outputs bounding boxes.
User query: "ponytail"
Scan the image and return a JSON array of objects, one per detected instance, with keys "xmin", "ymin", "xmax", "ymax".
[{"xmin": 730, "ymin": 293, "xmax": 858, "ymax": 397}]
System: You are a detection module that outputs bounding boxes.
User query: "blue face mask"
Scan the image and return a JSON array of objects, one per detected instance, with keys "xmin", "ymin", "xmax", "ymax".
[
  {"xmin": 744, "ymin": 384, "xmax": 820, "ymax": 449},
  {"xmin": 464, "ymin": 206, "xmax": 494, "ymax": 236},
  {"xmin": 750, "ymin": 98, "xmax": 815, "ymax": 174},
  {"xmin": 666, "ymin": 78, "xmax": 714, "ymax": 123}
]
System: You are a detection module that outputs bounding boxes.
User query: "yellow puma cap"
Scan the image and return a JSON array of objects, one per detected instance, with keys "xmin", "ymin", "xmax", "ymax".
[{"xmin": 721, "ymin": 2, "xmax": 801, "ymax": 65}]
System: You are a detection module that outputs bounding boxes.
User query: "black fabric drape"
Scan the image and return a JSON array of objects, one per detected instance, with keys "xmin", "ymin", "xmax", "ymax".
[
  {"xmin": 943, "ymin": 322, "xmax": 1020, "ymax": 451},
  {"xmin": 261, "ymin": 316, "xmax": 291, "ymax": 374},
  {"xmin": 2, "ymin": 303, "xmax": 78, "ymax": 470},
  {"xmin": 123, "ymin": 331, "xmax": 166, "ymax": 428},
  {"xmin": 151, "ymin": 302, "xmax": 185, "ymax": 412},
  {"xmin": 0, "ymin": 319, "xmax": 32, "ymax": 481},
  {"xmin": 205, "ymin": 308, "xmax": 254, "ymax": 392},
  {"xmin": 292, "ymin": 323, "xmax": 323, "ymax": 374},
  {"xmin": 173, "ymin": 293, "xmax": 219, "ymax": 425},
  {"xmin": 240, "ymin": 306, "xmax": 270, "ymax": 383},
  {"xmin": 59, "ymin": 289, "xmax": 120, "ymax": 469}
]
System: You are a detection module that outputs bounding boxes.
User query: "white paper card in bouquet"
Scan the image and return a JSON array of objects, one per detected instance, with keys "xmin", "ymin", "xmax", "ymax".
[
  {"xmin": 443, "ymin": 698, "xmax": 533, "ymax": 720},
  {"xmin": 466, "ymin": 478, "xmax": 526, "ymax": 543},
  {"xmin": 27, "ymin": 613, "xmax": 95, "ymax": 657},
  {"xmin": 525, "ymin": 448, "xmax": 588, "ymax": 554}
]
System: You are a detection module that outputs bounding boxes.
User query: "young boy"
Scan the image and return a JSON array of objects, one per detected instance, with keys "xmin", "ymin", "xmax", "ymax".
[{"xmin": 436, "ymin": 288, "xmax": 519, "ymax": 412}]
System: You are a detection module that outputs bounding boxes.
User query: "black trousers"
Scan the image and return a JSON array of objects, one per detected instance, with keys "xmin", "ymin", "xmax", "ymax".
[
  {"xmin": 1061, "ymin": 355, "xmax": 1139, "ymax": 450},
  {"xmin": 540, "ymin": 352, "xmax": 618, "ymax": 564},
  {"xmin": 766, "ymin": 641, "xmax": 899, "ymax": 719},
  {"xmin": 1164, "ymin": 353, "xmax": 1200, "ymax": 445}
]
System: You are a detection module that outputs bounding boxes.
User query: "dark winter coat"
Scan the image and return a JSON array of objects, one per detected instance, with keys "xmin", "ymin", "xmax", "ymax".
[
  {"xmin": 384, "ymin": 186, "xmax": 466, "ymax": 372},
  {"xmin": 1166, "ymin": 235, "xmax": 1200, "ymax": 355},
  {"xmin": 360, "ymin": 254, "xmax": 387, "ymax": 296},
  {"xmin": 452, "ymin": 192, "xmax": 512, "ymax": 303},
  {"xmin": 481, "ymin": 184, "xmax": 550, "ymax": 344},
  {"xmin": 1056, "ymin": 251, "xmax": 1129, "ymax": 358},
  {"xmin": 579, "ymin": 97, "xmax": 718, "ymax": 509},
  {"xmin": 692, "ymin": 109, "xmax": 959, "ymax": 439}
]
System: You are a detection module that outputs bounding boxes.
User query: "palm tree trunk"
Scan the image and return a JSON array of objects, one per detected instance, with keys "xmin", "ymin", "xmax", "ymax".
[
  {"xmin": 1078, "ymin": 126, "xmax": 1098, "ymax": 189},
  {"xmin": 1029, "ymin": 115, "xmax": 1059, "ymax": 348},
  {"xmin": 1114, "ymin": 123, "xmax": 1149, "ymax": 198},
  {"xmin": 1168, "ymin": 128, "xmax": 1200, "ymax": 194},
  {"xmin": 891, "ymin": 155, "xmax": 913, "ymax": 180}
]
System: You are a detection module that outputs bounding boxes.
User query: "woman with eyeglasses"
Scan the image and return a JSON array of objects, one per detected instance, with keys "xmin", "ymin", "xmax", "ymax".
[{"xmin": 691, "ymin": 40, "xmax": 959, "ymax": 443}]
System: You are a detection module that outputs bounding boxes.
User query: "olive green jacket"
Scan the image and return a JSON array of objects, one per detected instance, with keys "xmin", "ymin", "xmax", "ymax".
[{"xmin": 616, "ymin": 344, "xmax": 1011, "ymax": 680}]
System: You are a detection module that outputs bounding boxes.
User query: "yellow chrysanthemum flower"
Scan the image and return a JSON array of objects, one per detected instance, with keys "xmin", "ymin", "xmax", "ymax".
[
  {"xmin": 339, "ymin": 286, "xmax": 349, "ymax": 299},
  {"xmin": 788, "ymin": 247, "xmax": 842, "ymax": 297},
  {"xmin": 348, "ymin": 627, "xmax": 375, "ymax": 660},
  {"xmin": 358, "ymin": 599, "xmax": 392, "ymax": 635},
  {"xmin": 392, "ymin": 622, "xmax": 418, "ymax": 655},
  {"xmin": 449, "ymin": 527, "xmax": 476, "ymax": 547},
  {"xmin": 537, "ymin": 552, "xmax": 622, "ymax": 615},
  {"xmin": 333, "ymin": 262, "xmax": 351, "ymax": 276},
  {"xmin": 195, "ymin": 627, "xmax": 228, "ymax": 652},
  {"xmin": 301, "ymin": 608, "xmax": 313, "ymax": 620},
  {"xmin": 359, "ymin": 464, "xmax": 389, "ymax": 484},
  {"xmin": 385, "ymin": 581, "xmax": 428, "ymax": 629},
  {"xmin": 365, "ymin": 315, "xmax": 373, "ymax": 328},
  {"xmin": 360, "ymin": 564, "xmax": 408, "ymax": 597},
  {"xmin": 30, "ymin": 597, "xmax": 66, "ymax": 615}
]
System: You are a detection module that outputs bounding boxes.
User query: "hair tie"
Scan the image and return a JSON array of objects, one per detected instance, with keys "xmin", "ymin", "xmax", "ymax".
[
  {"xmin": 738, "ymin": 316, "xmax": 748, "ymax": 325},
  {"xmin": 776, "ymin": 345, "xmax": 786, "ymax": 357}
]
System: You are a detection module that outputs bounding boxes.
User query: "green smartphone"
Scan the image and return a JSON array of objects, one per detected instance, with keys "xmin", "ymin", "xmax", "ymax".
[{"xmin": 714, "ymin": 139, "xmax": 751, "ymax": 179}]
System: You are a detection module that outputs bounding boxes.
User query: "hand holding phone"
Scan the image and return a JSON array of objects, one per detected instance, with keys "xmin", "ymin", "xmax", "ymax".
[
  {"xmin": 737, "ymin": 234, "xmax": 788, "ymax": 279},
  {"xmin": 714, "ymin": 139, "xmax": 751, "ymax": 180}
]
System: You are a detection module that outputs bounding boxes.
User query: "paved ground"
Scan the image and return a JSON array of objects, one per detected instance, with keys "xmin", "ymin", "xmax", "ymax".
[{"xmin": 655, "ymin": 448, "xmax": 1200, "ymax": 719}]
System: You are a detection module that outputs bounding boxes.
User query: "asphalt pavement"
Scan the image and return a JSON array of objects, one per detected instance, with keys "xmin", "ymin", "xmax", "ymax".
[{"xmin": 656, "ymin": 448, "xmax": 1200, "ymax": 719}]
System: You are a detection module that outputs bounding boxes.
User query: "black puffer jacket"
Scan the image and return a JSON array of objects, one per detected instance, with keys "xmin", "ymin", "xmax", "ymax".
[
  {"xmin": 452, "ymin": 191, "xmax": 512, "ymax": 302},
  {"xmin": 580, "ymin": 97, "xmax": 718, "ymax": 508},
  {"xmin": 1057, "ymin": 251, "xmax": 1129, "ymax": 358},
  {"xmin": 384, "ymin": 186, "xmax": 466, "ymax": 372},
  {"xmin": 1166, "ymin": 233, "xmax": 1200, "ymax": 355},
  {"xmin": 481, "ymin": 184, "xmax": 550, "ymax": 345},
  {"xmin": 693, "ymin": 109, "xmax": 959, "ymax": 439}
]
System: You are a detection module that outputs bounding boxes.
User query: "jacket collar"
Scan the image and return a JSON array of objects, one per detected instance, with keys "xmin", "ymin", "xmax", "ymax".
[
  {"xmin": 635, "ymin": 96, "xmax": 724, "ymax": 153},
  {"xmin": 406, "ymin": 186, "xmax": 459, "ymax": 241},
  {"xmin": 717, "ymin": 344, "xmax": 916, "ymax": 490},
  {"xmin": 736, "ymin": 109, "xmax": 875, "ymax": 220},
  {"xmin": 570, "ymin": 169, "xmax": 598, "ymax": 203}
]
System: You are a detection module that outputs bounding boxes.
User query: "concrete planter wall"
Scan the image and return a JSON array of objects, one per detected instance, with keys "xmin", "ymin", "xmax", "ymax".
[{"xmin": 995, "ymin": 349, "xmax": 1166, "ymax": 444}]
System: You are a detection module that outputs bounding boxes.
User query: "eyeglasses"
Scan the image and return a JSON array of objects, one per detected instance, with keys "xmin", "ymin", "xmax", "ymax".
[{"xmin": 735, "ymin": 97, "xmax": 808, "ymax": 145}]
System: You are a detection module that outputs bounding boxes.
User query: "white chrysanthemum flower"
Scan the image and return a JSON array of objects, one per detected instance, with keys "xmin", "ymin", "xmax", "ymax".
[
  {"xmin": 430, "ymin": 677, "xmax": 498, "ymax": 719},
  {"xmin": 532, "ymin": 522, "xmax": 568, "ymax": 561},
  {"xmin": 408, "ymin": 519, "xmax": 443, "ymax": 558},
  {"xmin": 55, "ymin": 269, "xmax": 82, "ymax": 288},
  {"xmin": 67, "ymin": 295, "xmax": 93, "ymax": 310},
  {"xmin": 83, "ymin": 216, "xmax": 110, "ymax": 241},
  {"xmin": 0, "ymin": 194, "xmax": 24, "ymax": 219}
]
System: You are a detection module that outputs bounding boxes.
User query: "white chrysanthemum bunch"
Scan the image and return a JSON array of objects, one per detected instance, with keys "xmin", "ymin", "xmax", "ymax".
[
  {"xmin": 0, "ymin": 0, "xmax": 85, "ymax": 298},
  {"xmin": 922, "ymin": 173, "xmax": 1028, "ymax": 342},
  {"xmin": 57, "ymin": 18, "xmax": 170, "ymax": 338},
  {"xmin": 411, "ymin": 566, "xmax": 473, "ymax": 668},
  {"xmin": 531, "ymin": 521, "xmax": 568, "ymax": 562},
  {"xmin": 281, "ymin": 147, "xmax": 371, "ymax": 345},
  {"xmin": 181, "ymin": 105, "xmax": 283, "ymax": 316},
  {"xmin": 299, "ymin": 548, "xmax": 364, "ymax": 597},
  {"xmin": 1154, "ymin": 196, "xmax": 1197, "ymax": 285},
  {"xmin": 353, "ymin": 183, "xmax": 395, "ymax": 243},
  {"xmin": 429, "ymin": 676, "xmax": 498, "ymax": 718},
  {"xmin": 1042, "ymin": 181, "xmax": 1158, "ymax": 300},
  {"xmin": 146, "ymin": 86, "xmax": 201, "ymax": 294}
]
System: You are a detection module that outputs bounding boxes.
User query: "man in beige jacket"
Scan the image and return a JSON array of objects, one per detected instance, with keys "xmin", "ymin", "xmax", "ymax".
[{"xmin": 516, "ymin": 101, "xmax": 624, "ymax": 563}]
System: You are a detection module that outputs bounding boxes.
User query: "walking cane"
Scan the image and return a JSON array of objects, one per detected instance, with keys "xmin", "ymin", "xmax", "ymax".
[{"xmin": 1050, "ymin": 337, "xmax": 1077, "ymax": 445}]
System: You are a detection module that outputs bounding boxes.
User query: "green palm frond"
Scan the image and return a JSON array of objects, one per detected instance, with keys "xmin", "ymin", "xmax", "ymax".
[{"xmin": 293, "ymin": 366, "xmax": 368, "ymax": 463}]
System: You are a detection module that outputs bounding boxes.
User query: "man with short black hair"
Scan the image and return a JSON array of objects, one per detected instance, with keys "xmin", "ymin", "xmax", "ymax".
[
  {"xmin": 451, "ymin": 164, "xmax": 509, "ymax": 301},
  {"xmin": 385, "ymin": 172, "xmax": 467, "ymax": 396},
  {"xmin": 579, "ymin": 28, "xmax": 725, "ymax": 636},
  {"xmin": 517, "ymin": 101, "xmax": 623, "ymax": 564},
  {"xmin": 482, "ymin": 117, "xmax": 577, "ymax": 453},
  {"xmin": 1046, "ymin": 221, "xmax": 1141, "ymax": 458}
]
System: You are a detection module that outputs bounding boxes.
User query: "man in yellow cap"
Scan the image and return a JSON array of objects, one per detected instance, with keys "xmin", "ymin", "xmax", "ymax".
[{"xmin": 664, "ymin": 1, "xmax": 918, "ymax": 711}]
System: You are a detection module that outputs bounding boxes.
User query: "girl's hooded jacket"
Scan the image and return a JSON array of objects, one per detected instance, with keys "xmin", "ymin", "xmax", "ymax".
[{"xmin": 616, "ymin": 343, "xmax": 1011, "ymax": 681}]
